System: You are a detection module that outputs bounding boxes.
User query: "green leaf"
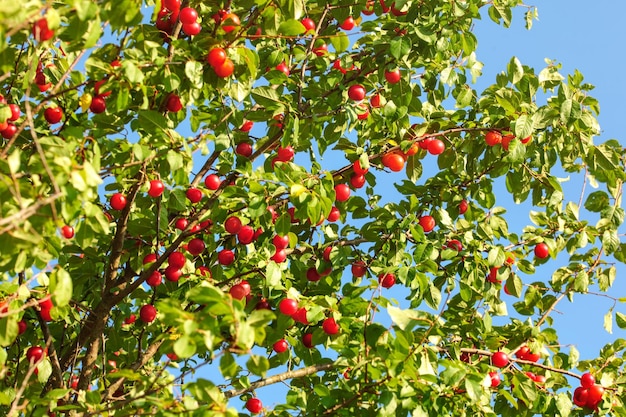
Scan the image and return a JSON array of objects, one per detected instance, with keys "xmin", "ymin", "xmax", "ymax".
[
  {"xmin": 604, "ymin": 309, "xmax": 613, "ymax": 334},
  {"xmin": 514, "ymin": 114, "xmax": 534, "ymax": 139},
  {"xmin": 185, "ymin": 61, "xmax": 204, "ymax": 89},
  {"xmin": 174, "ymin": 335, "xmax": 197, "ymax": 359},
  {"xmin": 277, "ymin": 19, "xmax": 306, "ymax": 36},
  {"xmin": 616, "ymin": 312, "xmax": 626, "ymax": 329},
  {"xmin": 330, "ymin": 32, "xmax": 350, "ymax": 53},
  {"xmin": 0, "ymin": 317, "xmax": 18, "ymax": 347},
  {"xmin": 390, "ymin": 37, "xmax": 412, "ymax": 60},
  {"xmin": 50, "ymin": 268, "xmax": 73, "ymax": 308}
]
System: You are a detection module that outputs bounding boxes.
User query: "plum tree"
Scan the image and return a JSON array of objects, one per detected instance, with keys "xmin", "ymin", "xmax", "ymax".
[{"xmin": 0, "ymin": 1, "xmax": 625, "ymax": 416}]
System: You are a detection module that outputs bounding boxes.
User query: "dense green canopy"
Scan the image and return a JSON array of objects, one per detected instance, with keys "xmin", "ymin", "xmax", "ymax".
[{"xmin": 0, "ymin": 1, "xmax": 625, "ymax": 416}]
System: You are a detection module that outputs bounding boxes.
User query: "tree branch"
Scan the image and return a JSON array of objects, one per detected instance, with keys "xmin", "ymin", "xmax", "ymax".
[{"xmin": 223, "ymin": 362, "xmax": 335, "ymax": 398}]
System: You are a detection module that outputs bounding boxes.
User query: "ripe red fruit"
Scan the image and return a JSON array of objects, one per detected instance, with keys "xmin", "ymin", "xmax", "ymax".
[
  {"xmin": 384, "ymin": 68, "xmax": 401, "ymax": 84},
  {"xmin": 353, "ymin": 159, "xmax": 369, "ymax": 175},
  {"xmin": 187, "ymin": 238, "xmax": 205, "ymax": 255},
  {"xmin": 175, "ymin": 218, "xmax": 189, "ymax": 231},
  {"xmin": 301, "ymin": 17, "xmax": 315, "ymax": 33},
  {"xmin": 573, "ymin": 387, "xmax": 589, "ymax": 407},
  {"xmin": 26, "ymin": 346, "xmax": 45, "ymax": 363},
  {"xmin": 186, "ymin": 187, "xmax": 203, "ymax": 203},
  {"xmin": 148, "ymin": 180, "xmax": 165, "ymax": 198},
  {"xmin": 351, "ymin": 260, "xmax": 367, "ymax": 277},
  {"xmin": 302, "ymin": 332, "xmax": 314, "ymax": 348},
  {"xmin": 580, "ymin": 372, "xmax": 595, "ymax": 389},
  {"xmin": 446, "ymin": 239, "xmax": 463, "ymax": 252},
  {"xmin": 491, "ymin": 351, "xmax": 509, "ymax": 368},
  {"xmin": 276, "ymin": 145, "xmax": 295, "ymax": 162},
  {"xmin": 292, "ymin": 308, "xmax": 309, "ymax": 324},
  {"xmin": 182, "ymin": 22, "xmax": 201, "ymax": 36},
  {"xmin": 143, "ymin": 253, "xmax": 157, "ymax": 265},
  {"xmin": 279, "ymin": 298, "xmax": 298, "ymax": 316},
  {"xmin": 306, "ymin": 267, "xmax": 321, "ymax": 282},
  {"xmin": 487, "ymin": 266, "xmax": 500, "ymax": 284},
  {"xmin": 418, "ymin": 137, "xmax": 433, "ymax": 150},
  {"xmin": 168, "ymin": 251, "xmax": 186, "ymax": 269},
  {"xmin": 44, "ymin": 107, "xmax": 63, "ymax": 124},
  {"xmin": 339, "ymin": 16, "xmax": 356, "ymax": 31},
  {"xmin": 534, "ymin": 242, "xmax": 549, "ymax": 259},
  {"xmin": 322, "ymin": 246, "xmax": 333, "ymax": 262},
  {"xmin": 32, "ymin": 18, "xmax": 54, "ymax": 41},
  {"xmin": 8, "ymin": 103, "xmax": 20, "ymax": 121},
  {"xmin": 179, "ymin": 7, "xmax": 198, "ymax": 24},
  {"xmin": 221, "ymin": 13, "xmax": 240, "ymax": 33},
  {"xmin": 586, "ymin": 384, "xmax": 604, "ymax": 409},
  {"xmin": 90, "ymin": 96, "xmax": 106, "ymax": 114},
  {"xmin": 501, "ymin": 134, "xmax": 514, "ymax": 151},
  {"xmin": 418, "ymin": 215, "xmax": 435, "ymax": 233},
  {"xmin": 381, "ymin": 152, "xmax": 405, "ymax": 172},
  {"xmin": 348, "ymin": 173, "xmax": 365, "ymax": 188},
  {"xmin": 239, "ymin": 120, "xmax": 253, "ymax": 132},
  {"xmin": 124, "ymin": 314, "xmax": 136, "ymax": 325},
  {"xmin": 204, "ymin": 174, "xmax": 221, "ymax": 190},
  {"xmin": 1, "ymin": 123, "xmax": 17, "ymax": 139},
  {"xmin": 237, "ymin": 225, "xmax": 255, "ymax": 245},
  {"xmin": 224, "ymin": 216, "xmax": 242, "ymax": 234},
  {"xmin": 334, "ymin": 184, "xmax": 351, "ymax": 202},
  {"xmin": 327, "ymin": 206, "xmax": 340, "ymax": 222},
  {"xmin": 18, "ymin": 320, "xmax": 27, "ymax": 335},
  {"xmin": 521, "ymin": 135, "xmax": 532, "ymax": 144},
  {"xmin": 489, "ymin": 371, "xmax": 501, "ymax": 388},
  {"xmin": 485, "ymin": 130, "xmax": 502, "ymax": 146},
  {"xmin": 235, "ymin": 142, "xmax": 253, "ymax": 157},
  {"xmin": 229, "ymin": 284, "xmax": 248, "ymax": 300},
  {"xmin": 458, "ymin": 199, "xmax": 468, "ymax": 215},
  {"xmin": 207, "ymin": 47, "xmax": 227, "ymax": 67},
  {"xmin": 166, "ymin": 94, "xmax": 183, "ymax": 112},
  {"xmin": 245, "ymin": 398, "xmax": 263, "ymax": 414},
  {"xmin": 273, "ymin": 339, "xmax": 289, "ymax": 353},
  {"xmin": 146, "ymin": 271, "xmax": 162, "ymax": 287},
  {"xmin": 379, "ymin": 273, "xmax": 396, "ymax": 288},
  {"xmin": 61, "ymin": 225, "xmax": 74, "ymax": 239},
  {"xmin": 273, "ymin": 234, "xmax": 289, "ymax": 249},
  {"xmin": 322, "ymin": 317, "xmax": 340, "ymax": 335},
  {"xmin": 370, "ymin": 94, "xmax": 381, "ymax": 108},
  {"xmin": 213, "ymin": 58, "xmax": 234, "ymax": 78},
  {"xmin": 276, "ymin": 61, "xmax": 290, "ymax": 76},
  {"xmin": 348, "ymin": 84, "xmax": 366, "ymax": 101},
  {"xmin": 165, "ymin": 265, "xmax": 182, "ymax": 281},
  {"xmin": 110, "ymin": 193, "xmax": 127, "ymax": 210},
  {"xmin": 218, "ymin": 249, "xmax": 235, "ymax": 265},
  {"xmin": 163, "ymin": 0, "xmax": 181, "ymax": 11},
  {"xmin": 427, "ymin": 139, "xmax": 445, "ymax": 155},
  {"xmin": 139, "ymin": 304, "xmax": 157, "ymax": 323},
  {"xmin": 270, "ymin": 248, "xmax": 287, "ymax": 263}
]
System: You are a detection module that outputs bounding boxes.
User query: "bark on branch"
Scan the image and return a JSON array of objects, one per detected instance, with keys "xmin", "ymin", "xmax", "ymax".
[{"xmin": 223, "ymin": 362, "xmax": 335, "ymax": 398}]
